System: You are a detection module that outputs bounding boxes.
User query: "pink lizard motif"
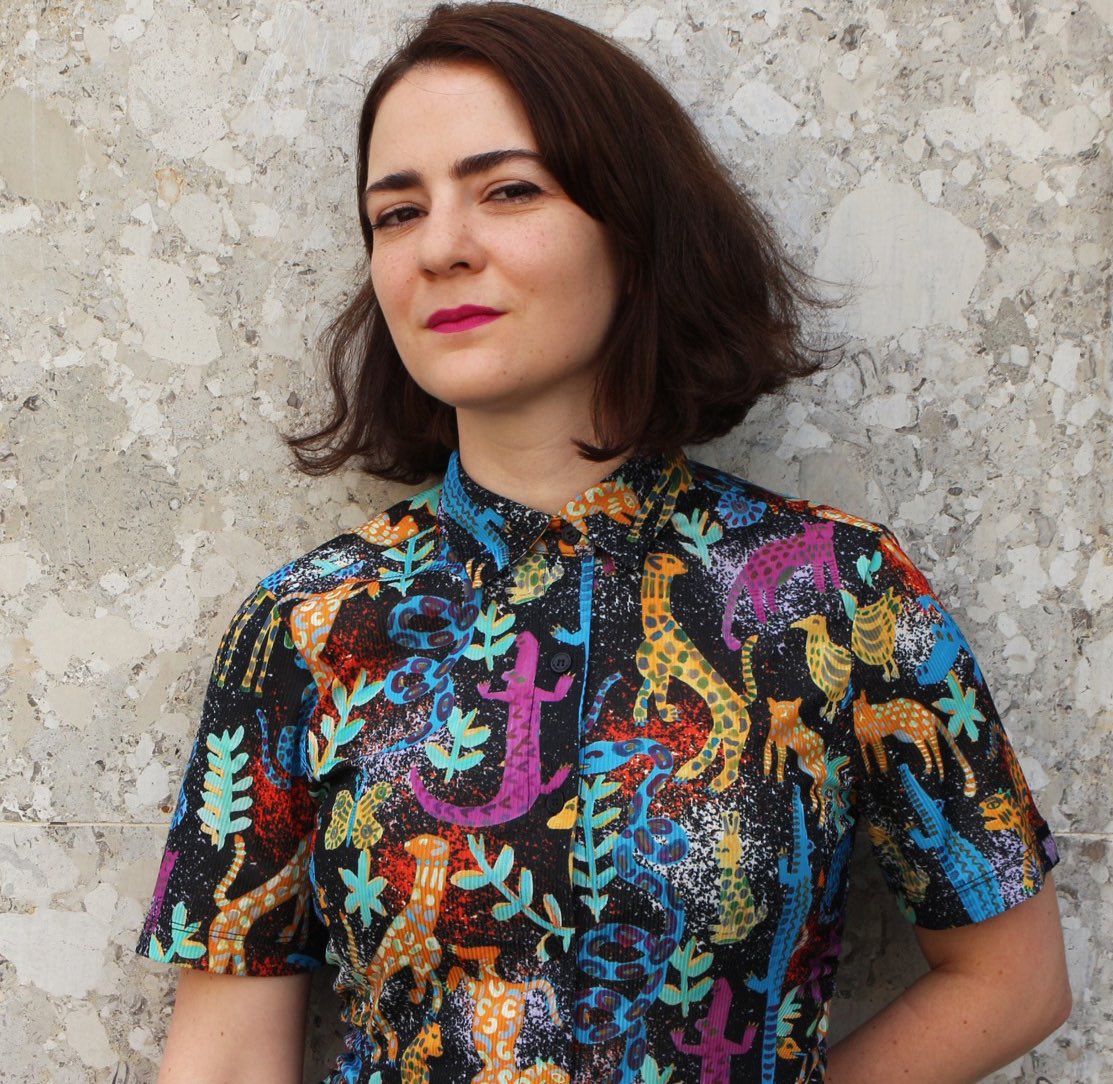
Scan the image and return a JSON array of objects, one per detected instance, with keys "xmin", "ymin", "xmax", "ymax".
[
  {"xmin": 410, "ymin": 631, "xmax": 572, "ymax": 826},
  {"xmin": 672, "ymin": 977, "xmax": 756, "ymax": 1084},
  {"xmin": 142, "ymin": 849, "xmax": 178, "ymax": 940}
]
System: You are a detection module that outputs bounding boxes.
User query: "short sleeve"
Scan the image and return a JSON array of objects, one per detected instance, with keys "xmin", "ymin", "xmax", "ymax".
[
  {"xmin": 849, "ymin": 526, "xmax": 1060, "ymax": 930},
  {"xmin": 135, "ymin": 575, "xmax": 327, "ymax": 974}
]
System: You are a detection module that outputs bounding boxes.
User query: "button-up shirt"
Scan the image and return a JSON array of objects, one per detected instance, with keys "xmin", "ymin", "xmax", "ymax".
[{"xmin": 137, "ymin": 447, "xmax": 1058, "ymax": 1083}]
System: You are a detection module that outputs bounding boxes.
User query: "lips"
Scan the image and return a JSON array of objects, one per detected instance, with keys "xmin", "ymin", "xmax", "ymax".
[{"xmin": 426, "ymin": 305, "xmax": 504, "ymax": 332}]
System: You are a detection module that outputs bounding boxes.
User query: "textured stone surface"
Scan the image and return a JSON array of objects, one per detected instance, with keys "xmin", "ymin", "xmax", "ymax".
[{"xmin": 0, "ymin": 0, "xmax": 1108, "ymax": 1080}]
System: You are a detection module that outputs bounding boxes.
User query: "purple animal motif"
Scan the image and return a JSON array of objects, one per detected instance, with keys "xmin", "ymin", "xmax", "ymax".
[
  {"xmin": 672, "ymin": 977, "xmax": 757, "ymax": 1084},
  {"xmin": 723, "ymin": 521, "xmax": 841, "ymax": 641},
  {"xmin": 410, "ymin": 631, "xmax": 572, "ymax": 827},
  {"xmin": 142, "ymin": 849, "xmax": 178, "ymax": 939}
]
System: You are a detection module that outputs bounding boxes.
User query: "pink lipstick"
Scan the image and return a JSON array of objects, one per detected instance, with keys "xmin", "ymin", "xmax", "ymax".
[{"xmin": 427, "ymin": 305, "xmax": 504, "ymax": 334}]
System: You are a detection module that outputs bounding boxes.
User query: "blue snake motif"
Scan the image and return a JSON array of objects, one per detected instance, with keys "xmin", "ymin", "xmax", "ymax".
[
  {"xmin": 380, "ymin": 553, "xmax": 482, "ymax": 754},
  {"xmin": 574, "ymin": 738, "xmax": 688, "ymax": 1084}
]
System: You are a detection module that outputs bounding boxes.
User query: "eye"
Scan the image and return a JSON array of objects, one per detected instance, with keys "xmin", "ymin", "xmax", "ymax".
[
  {"xmin": 488, "ymin": 181, "xmax": 541, "ymax": 203},
  {"xmin": 369, "ymin": 205, "xmax": 423, "ymax": 231}
]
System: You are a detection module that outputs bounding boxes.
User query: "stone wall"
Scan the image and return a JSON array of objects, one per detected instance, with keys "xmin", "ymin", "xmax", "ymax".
[{"xmin": 1, "ymin": 1, "xmax": 1109, "ymax": 1080}]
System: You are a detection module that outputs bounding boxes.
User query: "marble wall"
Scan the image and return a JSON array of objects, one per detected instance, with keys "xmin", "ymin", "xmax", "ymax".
[{"xmin": 1, "ymin": 0, "xmax": 1109, "ymax": 1080}]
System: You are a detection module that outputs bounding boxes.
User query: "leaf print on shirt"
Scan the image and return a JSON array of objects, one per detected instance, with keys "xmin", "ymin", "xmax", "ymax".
[
  {"xmin": 146, "ymin": 900, "xmax": 206, "ymax": 964},
  {"xmin": 671, "ymin": 508, "xmax": 723, "ymax": 569},
  {"xmin": 450, "ymin": 834, "xmax": 574, "ymax": 960},
  {"xmin": 199, "ymin": 725, "xmax": 253, "ymax": 849}
]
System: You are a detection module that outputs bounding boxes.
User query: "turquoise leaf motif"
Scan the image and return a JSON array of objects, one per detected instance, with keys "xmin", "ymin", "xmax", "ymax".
[
  {"xmin": 671, "ymin": 510, "xmax": 723, "ymax": 569},
  {"xmin": 308, "ymin": 669, "xmax": 379, "ymax": 777},
  {"xmin": 570, "ymin": 774, "xmax": 620, "ymax": 919},
  {"xmin": 450, "ymin": 834, "xmax": 572, "ymax": 959},
  {"xmin": 658, "ymin": 937, "xmax": 713, "ymax": 1017},
  {"xmin": 641, "ymin": 1056, "xmax": 675, "ymax": 1084},
  {"xmin": 856, "ymin": 549, "xmax": 882, "ymax": 586},
  {"xmin": 148, "ymin": 901, "xmax": 206, "ymax": 963},
  {"xmin": 380, "ymin": 529, "xmax": 436, "ymax": 593},
  {"xmin": 198, "ymin": 725, "xmax": 253, "ymax": 850},
  {"xmin": 932, "ymin": 669, "xmax": 985, "ymax": 742},
  {"xmin": 464, "ymin": 603, "xmax": 517, "ymax": 671},
  {"xmin": 339, "ymin": 849, "xmax": 388, "ymax": 924},
  {"xmin": 424, "ymin": 706, "xmax": 489, "ymax": 782}
]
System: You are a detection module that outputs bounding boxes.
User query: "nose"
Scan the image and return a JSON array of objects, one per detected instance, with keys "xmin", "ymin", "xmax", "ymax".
[{"xmin": 417, "ymin": 203, "xmax": 484, "ymax": 277}]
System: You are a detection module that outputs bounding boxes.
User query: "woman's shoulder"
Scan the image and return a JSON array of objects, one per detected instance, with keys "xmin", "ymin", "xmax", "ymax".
[
  {"xmin": 684, "ymin": 455, "xmax": 892, "ymax": 549},
  {"xmin": 247, "ymin": 480, "xmax": 444, "ymax": 602}
]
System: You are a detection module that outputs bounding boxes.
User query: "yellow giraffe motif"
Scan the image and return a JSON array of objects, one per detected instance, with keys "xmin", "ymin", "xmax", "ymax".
[
  {"xmin": 790, "ymin": 615, "xmax": 852, "ymax": 720},
  {"xmin": 711, "ymin": 811, "xmax": 767, "ymax": 944},
  {"xmin": 447, "ymin": 945, "xmax": 568, "ymax": 1084},
  {"xmin": 207, "ymin": 833, "xmax": 314, "ymax": 974},
  {"xmin": 763, "ymin": 697, "xmax": 829, "ymax": 819},
  {"xmin": 634, "ymin": 553, "xmax": 757, "ymax": 791},
  {"xmin": 852, "ymin": 690, "xmax": 976, "ymax": 797},
  {"xmin": 338, "ymin": 833, "xmax": 451, "ymax": 1062},
  {"xmin": 400, "ymin": 1021, "xmax": 443, "ymax": 1084}
]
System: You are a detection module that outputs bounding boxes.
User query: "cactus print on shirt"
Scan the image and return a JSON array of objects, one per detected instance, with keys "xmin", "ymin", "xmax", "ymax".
[{"xmin": 136, "ymin": 448, "xmax": 1059, "ymax": 1083}]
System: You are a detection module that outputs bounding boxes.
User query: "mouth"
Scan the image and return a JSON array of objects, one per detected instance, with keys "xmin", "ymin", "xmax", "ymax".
[{"xmin": 426, "ymin": 305, "xmax": 504, "ymax": 334}]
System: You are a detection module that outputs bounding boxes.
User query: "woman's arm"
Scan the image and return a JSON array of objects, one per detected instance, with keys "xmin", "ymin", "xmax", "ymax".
[
  {"xmin": 826, "ymin": 872, "xmax": 1071, "ymax": 1084},
  {"xmin": 156, "ymin": 969, "xmax": 313, "ymax": 1084}
]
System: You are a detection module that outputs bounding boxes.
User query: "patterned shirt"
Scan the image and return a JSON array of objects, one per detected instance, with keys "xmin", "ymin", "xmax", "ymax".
[{"xmin": 136, "ymin": 447, "xmax": 1059, "ymax": 1084}]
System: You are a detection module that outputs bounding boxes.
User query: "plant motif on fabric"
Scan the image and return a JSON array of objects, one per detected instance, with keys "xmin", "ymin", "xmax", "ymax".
[
  {"xmin": 378, "ymin": 528, "xmax": 437, "ymax": 594},
  {"xmin": 640, "ymin": 1055, "xmax": 677, "ymax": 1084},
  {"xmin": 424, "ymin": 706, "xmax": 489, "ymax": 782},
  {"xmin": 659, "ymin": 937, "xmax": 714, "ymax": 1017},
  {"xmin": 570, "ymin": 774, "xmax": 620, "ymax": 920},
  {"xmin": 199, "ymin": 725, "xmax": 253, "ymax": 850},
  {"xmin": 339, "ymin": 849, "xmax": 388, "ymax": 924},
  {"xmin": 451, "ymin": 835, "xmax": 573, "ymax": 960},
  {"xmin": 338, "ymin": 833, "xmax": 451, "ymax": 1063},
  {"xmin": 308, "ymin": 669, "xmax": 379, "ymax": 778},
  {"xmin": 146, "ymin": 900, "xmax": 206, "ymax": 964},
  {"xmin": 464, "ymin": 603, "xmax": 517, "ymax": 669},
  {"xmin": 933, "ymin": 669, "xmax": 985, "ymax": 742},
  {"xmin": 855, "ymin": 549, "xmax": 882, "ymax": 586},
  {"xmin": 715, "ymin": 487, "xmax": 767, "ymax": 530},
  {"xmin": 671, "ymin": 509, "xmax": 723, "ymax": 569}
]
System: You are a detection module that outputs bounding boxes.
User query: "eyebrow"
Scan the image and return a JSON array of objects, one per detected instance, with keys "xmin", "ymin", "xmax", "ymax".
[{"xmin": 363, "ymin": 148, "xmax": 545, "ymax": 197}]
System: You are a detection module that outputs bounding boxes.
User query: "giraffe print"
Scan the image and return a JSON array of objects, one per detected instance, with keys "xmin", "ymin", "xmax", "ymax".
[{"xmin": 635, "ymin": 554, "xmax": 756, "ymax": 791}]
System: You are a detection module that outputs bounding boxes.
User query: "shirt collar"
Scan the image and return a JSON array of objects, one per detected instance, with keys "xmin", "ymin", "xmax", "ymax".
[{"xmin": 436, "ymin": 447, "xmax": 692, "ymax": 584}]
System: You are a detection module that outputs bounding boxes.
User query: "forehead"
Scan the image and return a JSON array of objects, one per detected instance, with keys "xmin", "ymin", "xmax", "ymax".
[{"xmin": 366, "ymin": 62, "xmax": 537, "ymax": 171}]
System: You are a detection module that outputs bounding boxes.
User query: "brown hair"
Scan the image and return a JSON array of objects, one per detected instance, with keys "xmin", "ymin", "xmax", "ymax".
[{"xmin": 284, "ymin": 1, "xmax": 840, "ymax": 484}]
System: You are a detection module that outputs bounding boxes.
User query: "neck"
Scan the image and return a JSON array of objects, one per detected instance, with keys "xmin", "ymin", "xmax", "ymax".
[{"xmin": 454, "ymin": 406, "xmax": 632, "ymax": 516}]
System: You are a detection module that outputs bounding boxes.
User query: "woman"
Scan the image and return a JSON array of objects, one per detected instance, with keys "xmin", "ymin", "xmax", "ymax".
[{"xmin": 137, "ymin": 4, "xmax": 1071, "ymax": 1082}]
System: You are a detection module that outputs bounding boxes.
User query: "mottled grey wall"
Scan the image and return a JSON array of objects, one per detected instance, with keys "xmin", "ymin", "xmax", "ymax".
[{"xmin": 1, "ymin": 0, "xmax": 1109, "ymax": 1081}]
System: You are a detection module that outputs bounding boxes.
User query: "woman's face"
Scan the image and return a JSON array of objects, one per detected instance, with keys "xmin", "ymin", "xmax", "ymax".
[{"xmin": 365, "ymin": 62, "xmax": 622, "ymax": 423}]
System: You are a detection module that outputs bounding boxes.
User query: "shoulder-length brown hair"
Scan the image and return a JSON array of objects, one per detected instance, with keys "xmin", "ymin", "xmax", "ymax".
[{"xmin": 285, "ymin": 1, "xmax": 839, "ymax": 484}]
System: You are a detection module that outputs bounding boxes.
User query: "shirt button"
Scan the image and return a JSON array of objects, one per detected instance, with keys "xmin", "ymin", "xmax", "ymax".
[
  {"xmin": 549, "ymin": 651, "xmax": 573, "ymax": 674},
  {"xmin": 559, "ymin": 522, "xmax": 581, "ymax": 545}
]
